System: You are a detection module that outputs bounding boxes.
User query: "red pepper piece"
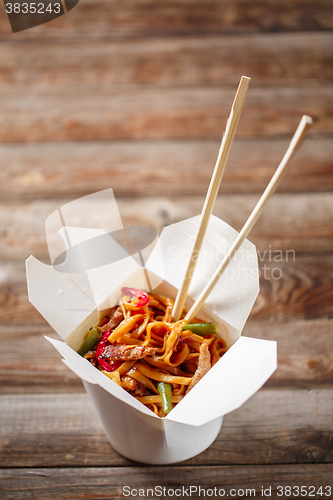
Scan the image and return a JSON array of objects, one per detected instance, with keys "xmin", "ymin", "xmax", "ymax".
[
  {"xmin": 96, "ymin": 330, "xmax": 123, "ymax": 372},
  {"xmin": 121, "ymin": 287, "xmax": 149, "ymax": 308},
  {"xmin": 99, "ymin": 359, "xmax": 123, "ymax": 372}
]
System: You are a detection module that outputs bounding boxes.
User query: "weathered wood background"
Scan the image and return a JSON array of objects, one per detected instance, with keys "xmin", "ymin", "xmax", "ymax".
[{"xmin": 0, "ymin": 1, "xmax": 332, "ymax": 498}]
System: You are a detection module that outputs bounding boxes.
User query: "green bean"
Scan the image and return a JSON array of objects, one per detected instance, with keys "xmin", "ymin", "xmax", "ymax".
[
  {"xmin": 182, "ymin": 322, "xmax": 219, "ymax": 336},
  {"xmin": 157, "ymin": 381, "xmax": 172, "ymax": 414},
  {"xmin": 79, "ymin": 327, "xmax": 102, "ymax": 356}
]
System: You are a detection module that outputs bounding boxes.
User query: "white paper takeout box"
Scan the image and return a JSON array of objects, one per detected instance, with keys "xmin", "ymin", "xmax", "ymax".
[{"xmin": 26, "ymin": 214, "xmax": 277, "ymax": 464}]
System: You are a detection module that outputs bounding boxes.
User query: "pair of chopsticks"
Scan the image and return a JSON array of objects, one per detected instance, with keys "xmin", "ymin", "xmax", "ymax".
[{"xmin": 172, "ymin": 76, "xmax": 312, "ymax": 323}]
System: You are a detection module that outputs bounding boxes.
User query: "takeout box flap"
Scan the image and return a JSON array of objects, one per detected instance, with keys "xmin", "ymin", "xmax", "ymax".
[
  {"xmin": 166, "ymin": 336, "xmax": 277, "ymax": 426},
  {"xmin": 26, "ymin": 256, "xmax": 98, "ymax": 344},
  {"xmin": 51, "ymin": 225, "xmax": 155, "ymax": 312}
]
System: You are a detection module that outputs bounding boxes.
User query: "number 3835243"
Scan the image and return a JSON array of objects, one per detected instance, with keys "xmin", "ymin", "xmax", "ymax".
[{"xmin": 5, "ymin": 3, "xmax": 61, "ymax": 14}]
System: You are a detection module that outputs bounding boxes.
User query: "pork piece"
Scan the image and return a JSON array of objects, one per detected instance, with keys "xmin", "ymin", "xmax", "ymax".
[
  {"xmin": 185, "ymin": 343, "xmax": 211, "ymax": 394},
  {"xmin": 121, "ymin": 375, "xmax": 145, "ymax": 396},
  {"xmin": 102, "ymin": 344, "xmax": 157, "ymax": 361},
  {"xmin": 100, "ymin": 307, "xmax": 124, "ymax": 333}
]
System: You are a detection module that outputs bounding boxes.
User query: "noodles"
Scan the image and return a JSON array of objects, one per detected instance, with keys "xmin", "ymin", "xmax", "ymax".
[{"xmin": 79, "ymin": 290, "xmax": 227, "ymax": 417}]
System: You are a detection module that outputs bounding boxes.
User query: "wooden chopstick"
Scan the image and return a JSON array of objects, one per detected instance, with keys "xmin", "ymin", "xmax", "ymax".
[
  {"xmin": 172, "ymin": 76, "xmax": 251, "ymax": 321},
  {"xmin": 185, "ymin": 115, "xmax": 313, "ymax": 323}
]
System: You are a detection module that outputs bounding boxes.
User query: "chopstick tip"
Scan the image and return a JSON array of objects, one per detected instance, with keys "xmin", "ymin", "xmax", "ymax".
[
  {"xmin": 303, "ymin": 115, "xmax": 313, "ymax": 125},
  {"xmin": 233, "ymin": 76, "xmax": 251, "ymax": 106}
]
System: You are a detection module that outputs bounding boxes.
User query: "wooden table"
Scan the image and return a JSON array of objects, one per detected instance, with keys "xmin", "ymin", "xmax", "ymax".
[{"xmin": 0, "ymin": 1, "xmax": 332, "ymax": 498}]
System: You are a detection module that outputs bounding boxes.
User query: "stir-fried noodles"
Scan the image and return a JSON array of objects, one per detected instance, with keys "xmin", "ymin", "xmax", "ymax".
[{"xmin": 79, "ymin": 288, "xmax": 227, "ymax": 417}]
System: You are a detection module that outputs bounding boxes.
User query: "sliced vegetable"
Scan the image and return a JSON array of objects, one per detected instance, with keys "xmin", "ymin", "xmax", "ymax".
[
  {"xmin": 96, "ymin": 330, "xmax": 123, "ymax": 372},
  {"xmin": 100, "ymin": 359, "xmax": 123, "ymax": 372},
  {"xmin": 79, "ymin": 327, "xmax": 102, "ymax": 356},
  {"xmin": 121, "ymin": 287, "xmax": 149, "ymax": 308},
  {"xmin": 182, "ymin": 322, "xmax": 219, "ymax": 336},
  {"xmin": 157, "ymin": 381, "xmax": 173, "ymax": 414}
]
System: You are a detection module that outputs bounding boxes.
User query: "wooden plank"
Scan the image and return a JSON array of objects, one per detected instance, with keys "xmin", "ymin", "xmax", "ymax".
[
  {"xmin": 1, "ymin": 137, "xmax": 333, "ymax": 200},
  {"xmin": 1, "ymin": 0, "xmax": 332, "ymax": 41},
  {"xmin": 1, "ymin": 33, "xmax": 332, "ymax": 88},
  {"xmin": 251, "ymin": 255, "xmax": 333, "ymax": 321},
  {"xmin": 0, "ymin": 465, "xmax": 332, "ymax": 500},
  {"xmin": 1, "ymin": 319, "xmax": 332, "ymax": 394},
  {"xmin": 0, "ymin": 388, "xmax": 332, "ymax": 467},
  {"xmin": 244, "ymin": 319, "xmax": 333, "ymax": 386},
  {"xmin": 0, "ymin": 325, "xmax": 84, "ymax": 394},
  {"xmin": 0, "ymin": 85, "xmax": 331, "ymax": 142},
  {"xmin": 0, "ymin": 194, "xmax": 332, "ymax": 261}
]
